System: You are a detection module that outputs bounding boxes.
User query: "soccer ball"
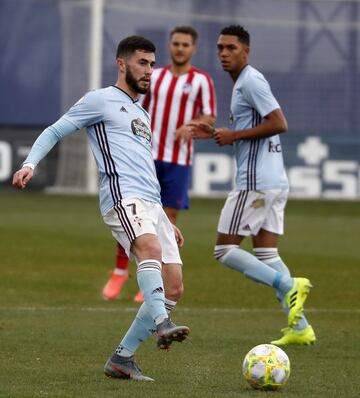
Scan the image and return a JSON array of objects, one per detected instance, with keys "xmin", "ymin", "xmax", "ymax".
[{"xmin": 242, "ymin": 344, "xmax": 290, "ymax": 390}]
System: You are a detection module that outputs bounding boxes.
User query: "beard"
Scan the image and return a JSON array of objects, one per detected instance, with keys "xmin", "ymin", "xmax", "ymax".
[{"xmin": 125, "ymin": 68, "xmax": 149, "ymax": 94}]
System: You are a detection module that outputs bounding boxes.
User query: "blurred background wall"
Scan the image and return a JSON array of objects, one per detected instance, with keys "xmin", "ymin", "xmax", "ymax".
[{"xmin": 1, "ymin": 0, "xmax": 359, "ymax": 198}]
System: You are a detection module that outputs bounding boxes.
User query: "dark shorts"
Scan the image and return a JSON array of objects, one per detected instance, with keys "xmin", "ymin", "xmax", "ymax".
[{"xmin": 154, "ymin": 160, "xmax": 191, "ymax": 209}]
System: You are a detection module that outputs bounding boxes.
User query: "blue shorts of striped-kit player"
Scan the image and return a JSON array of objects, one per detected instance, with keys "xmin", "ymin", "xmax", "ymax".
[{"xmin": 154, "ymin": 160, "xmax": 191, "ymax": 209}]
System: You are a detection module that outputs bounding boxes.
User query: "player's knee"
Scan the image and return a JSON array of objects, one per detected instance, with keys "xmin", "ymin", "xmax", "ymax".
[
  {"xmin": 213, "ymin": 244, "xmax": 238, "ymax": 263},
  {"xmin": 165, "ymin": 281, "xmax": 184, "ymax": 301},
  {"xmin": 135, "ymin": 239, "xmax": 162, "ymax": 261}
]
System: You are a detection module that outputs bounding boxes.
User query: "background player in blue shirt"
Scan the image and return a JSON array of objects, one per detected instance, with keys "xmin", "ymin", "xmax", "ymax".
[
  {"xmin": 12, "ymin": 35, "xmax": 190, "ymax": 381},
  {"xmin": 191, "ymin": 25, "xmax": 316, "ymax": 346}
]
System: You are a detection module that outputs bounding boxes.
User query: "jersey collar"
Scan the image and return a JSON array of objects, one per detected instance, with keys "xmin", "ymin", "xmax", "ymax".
[{"xmin": 111, "ymin": 85, "xmax": 139, "ymax": 103}]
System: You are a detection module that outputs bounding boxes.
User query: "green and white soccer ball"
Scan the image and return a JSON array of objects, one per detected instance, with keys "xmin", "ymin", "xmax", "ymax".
[{"xmin": 242, "ymin": 344, "xmax": 290, "ymax": 390}]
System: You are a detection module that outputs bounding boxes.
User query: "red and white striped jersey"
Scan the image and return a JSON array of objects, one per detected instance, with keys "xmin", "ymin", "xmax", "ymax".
[{"xmin": 141, "ymin": 66, "xmax": 216, "ymax": 166}]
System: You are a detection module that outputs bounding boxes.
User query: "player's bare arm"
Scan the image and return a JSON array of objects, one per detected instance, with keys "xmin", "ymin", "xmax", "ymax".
[
  {"xmin": 175, "ymin": 115, "xmax": 215, "ymax": 142},
  {"xmin": 188, "ymin": 121, "xmax": 216, "ymax": 139},
  {"xmin": 213, "ymin": 108, "xmax": 288, "ymax": 146},
  {"xmin": 213, "ymin": 128, "xmax": 234, "ymax": 146},
  {"xmin": 12, "ymin": 166, "xmax": 34, "ymax": 190}
]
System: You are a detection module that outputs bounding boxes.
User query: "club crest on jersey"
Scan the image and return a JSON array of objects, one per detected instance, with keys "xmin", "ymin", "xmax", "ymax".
[
  {"xmin": 131, "ymin": 118, "xmax": 151, "ymax": 142},
  {"xmin": 182, "ymin": 82, "xmax": 192, "ymax": 94}
]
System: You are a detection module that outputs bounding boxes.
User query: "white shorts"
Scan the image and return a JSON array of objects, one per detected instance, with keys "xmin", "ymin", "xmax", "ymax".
[
  {"xmin": 217, "ymin": 189, "xmax": 288, "ymax": 236},
  {"xmin": 103, "ymin": 198, "xmax": 182, "ymax": 265}
]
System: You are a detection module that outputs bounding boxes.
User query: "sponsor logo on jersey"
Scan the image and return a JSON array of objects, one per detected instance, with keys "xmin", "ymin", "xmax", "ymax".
[
  {"xmin": 131, "ymin": 118, "xmax": 151, "ymax": 142},
  {"xmin": 182, "ymin": 82, "xmax": 192, "ymax": 94},
  {"xmin": 120, "ymin": 106, "xmax": 128, "ymax": 113},
  {"xmin": 268, "ymin": 141, "xmax": 282, "ymax": 153}
]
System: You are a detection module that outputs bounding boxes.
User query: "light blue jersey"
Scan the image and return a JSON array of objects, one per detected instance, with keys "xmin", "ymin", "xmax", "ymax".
[
  {"xmin": 230, "ymin": 65, "xmax": 289, "ymax": 190},
  {"xmin": 24, "ymin": 86, "xmax": 161, "ymax": 214}
]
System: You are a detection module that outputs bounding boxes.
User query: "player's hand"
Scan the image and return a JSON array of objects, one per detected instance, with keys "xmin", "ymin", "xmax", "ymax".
[
  {"xmin": 188, "ymin": 122, "xmax": 215, "ymax": 139},
  {"xmin": 12, "ymin": 167, "xmax": 34, "ymax": 189},
  {"xmin": 214, "ymin": 128, "xmax": 234, "ymax": 146},
  {"xmin": 174, "ymin": 125, "xmax": 192, "ymax": 143},
  {"xmin": 172, "ymin": 224, "xmax": 184, "ymax": 248}
]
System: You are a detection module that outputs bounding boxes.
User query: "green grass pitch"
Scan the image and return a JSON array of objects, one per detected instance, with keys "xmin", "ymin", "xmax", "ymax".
[{"xmin": 1, "ymin": 191, "xmax": 359, "ymax": 397}]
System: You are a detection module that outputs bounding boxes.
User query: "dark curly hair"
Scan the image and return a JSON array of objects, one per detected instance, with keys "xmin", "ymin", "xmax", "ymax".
[{"xmin": 220, "ymin": 25, "xmax": 250, "ymax": 46}]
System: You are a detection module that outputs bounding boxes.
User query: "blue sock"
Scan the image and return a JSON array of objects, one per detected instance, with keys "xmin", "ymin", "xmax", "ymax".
[
  {"xmin": 254, "ymin": 248, "xmax": 309, "ymax": 330},
  {"xmin": 215, "ymin": 245, "xmax": 293, "ymax": 294},
  {"xmin": 253, "ymin": 248, "xmax": 291, "ymax": 301},
  {"xmin": 116, "ymin": 302, "xmax": 155, "ymax": 356},
  {"xmin": 136, "ymin": 259, "xmax": 167, "ymax": 324},
  {"xmin": 116, "ymin": 298, "xmax": 177, "ymax": 356}
]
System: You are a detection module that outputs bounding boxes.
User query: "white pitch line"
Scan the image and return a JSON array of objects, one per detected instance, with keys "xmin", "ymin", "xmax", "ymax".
[{"xmin": 0, "ymin": 306, "xmax": 359, "ymax": 314}]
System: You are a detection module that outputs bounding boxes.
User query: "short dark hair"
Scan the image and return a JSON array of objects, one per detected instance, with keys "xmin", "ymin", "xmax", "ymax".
[
  {"xmin": 220, "ymin": 25, "xmax": 250, "ymax": 46},
  {"xmin": 170, "ymin": 26, "xmax": 198, "ymax": 44},
  {"xmin": 116, "ymin": 35, "xmax": 156, "ymax": 58}
]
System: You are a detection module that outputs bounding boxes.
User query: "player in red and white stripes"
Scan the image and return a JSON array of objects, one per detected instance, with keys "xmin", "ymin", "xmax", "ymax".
[{"xmin": 103, "ymin": 26, "xmax": 216, "ymax": 302}]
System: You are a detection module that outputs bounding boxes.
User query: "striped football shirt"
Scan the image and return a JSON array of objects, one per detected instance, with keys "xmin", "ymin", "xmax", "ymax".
[{"xmin": 142, "ymin": 66, "xmax": 216, "ymax": 166}]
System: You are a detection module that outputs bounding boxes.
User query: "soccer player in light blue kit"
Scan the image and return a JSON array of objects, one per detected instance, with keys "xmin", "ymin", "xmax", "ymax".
[
  {"xmin": 12, "ymin": 36, "xmax": 190, "ymax": 381},
  {"xmin": 191, "ymin": 25, "xmax": 316, "ymax": 345}
]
